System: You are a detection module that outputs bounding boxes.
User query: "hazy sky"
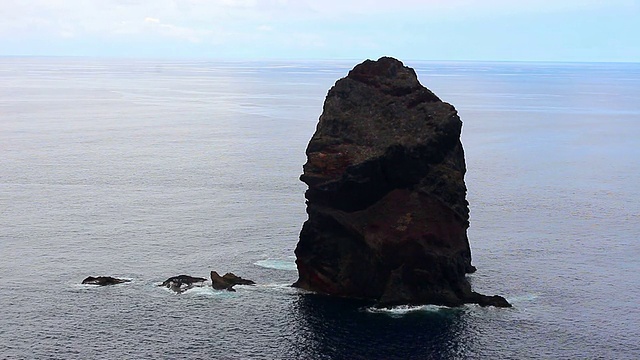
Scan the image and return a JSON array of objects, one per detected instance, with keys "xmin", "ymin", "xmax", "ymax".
[{"xmin": 1, "ymin": 0, "xmax": 639, "ymax": 61}]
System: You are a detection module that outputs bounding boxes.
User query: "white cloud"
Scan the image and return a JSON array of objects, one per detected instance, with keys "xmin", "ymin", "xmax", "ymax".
[
  {"xmin": 155, "ymin": 23, "xmax": 211, "ymax": 43},
  {"xmin": 219, "ymin": 0, "xmax": 257, "ymax": 7},
  {"xmin": 0, "ymin": 0, "xmax": 636, "ymax": 59},
  {"xmin": 0, "ymin": 0, "xmax": 617, "ymax": 40}
]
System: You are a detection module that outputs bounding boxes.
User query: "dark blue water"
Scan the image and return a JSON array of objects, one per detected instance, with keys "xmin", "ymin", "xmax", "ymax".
[{"xmin": 1, "ymin": 58, "xmax": 639, "ymax": 359}]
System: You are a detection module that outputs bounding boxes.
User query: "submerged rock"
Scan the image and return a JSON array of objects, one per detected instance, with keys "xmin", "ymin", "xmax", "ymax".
[
  {"xmin": 82, "ymin": 276, "xmax": 130, "ymax": 286},
  {"xmin": 210, "ymin": 271, "xmax": 255, "ymax": 291},
  {"xmin": 160, "ymin": 275, "xmax": 207, "ymax": 294},
  {"xmin": 294, "ymin": 57, "xmax": 510, "ymax": 308}
]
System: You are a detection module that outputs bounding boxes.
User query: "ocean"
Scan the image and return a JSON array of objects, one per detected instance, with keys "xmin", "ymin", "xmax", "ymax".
[{"xmin": 1, "ymin": 57, "xmax": 639, "ymax": 359}]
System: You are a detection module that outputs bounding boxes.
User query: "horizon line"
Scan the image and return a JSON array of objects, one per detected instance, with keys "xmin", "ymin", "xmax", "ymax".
[{"xmin": 1, "ymin": 54, "xmax": 639, "ymax": 65}]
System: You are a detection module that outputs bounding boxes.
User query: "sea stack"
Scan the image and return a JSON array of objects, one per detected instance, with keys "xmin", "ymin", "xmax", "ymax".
[{"xmin": 293, "ymin": 57, "xmax": 510, "ymax": 307}]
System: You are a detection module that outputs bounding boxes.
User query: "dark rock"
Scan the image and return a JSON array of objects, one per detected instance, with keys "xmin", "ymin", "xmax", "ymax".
[
  {"xmin": 210, "ymin": 271, "xmax": 255, "ymax": 291},
  {"xmin": 222, "ymin": 272, "xmax": 256, "ymax": 286},
  {"xmin": 82, "ymin": 276, "xmax": 130, "ymax": 286},
  {"xmin": 210, "ymin": 271, "xmax": 235, "ymax": 291},
  {"xmin": 160, "ymin": 275, "xmax": 207, "ymax": 294},
  {"xmin": 471, "ymin": 292, "xmax": 513, "ymax": 307},
  {"xmin": 293, "ymin": 57, "xmax": 510, "ymax": 308}
]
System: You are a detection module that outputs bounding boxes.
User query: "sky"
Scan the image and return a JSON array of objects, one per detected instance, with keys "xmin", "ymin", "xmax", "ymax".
[{"xmin": 1, "ymin": 0, "xmax": 639, "ymax": 62}]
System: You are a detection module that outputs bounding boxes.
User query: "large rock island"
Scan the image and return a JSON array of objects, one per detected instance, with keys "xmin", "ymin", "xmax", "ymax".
[{"xmin": 293, "ymin": 57, "xmax": 510, "ymax": 308}]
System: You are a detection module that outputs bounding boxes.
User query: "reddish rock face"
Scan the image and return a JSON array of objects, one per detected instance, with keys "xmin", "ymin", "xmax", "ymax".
[{"xmin": 294, "ymin": 57, "xmax": 510, "ymax": 308}]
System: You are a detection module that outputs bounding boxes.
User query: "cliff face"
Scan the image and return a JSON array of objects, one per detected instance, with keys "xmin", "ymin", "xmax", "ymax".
[{"xmin": 294, "ymin": 57, "xmax": 510, "ymax": 307}]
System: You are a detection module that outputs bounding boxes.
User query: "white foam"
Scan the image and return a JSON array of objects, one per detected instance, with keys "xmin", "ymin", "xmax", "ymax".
[
  {"xmin": 365, "ymin": 304, "xmax": 453, "ymax": 317},
  {"xmin": 254, "ymin": 259, "xmax": 297, "ymax": 271},
  {"xmin": 182, "ymin": 286, "xmax": 236, "ymax": 298},
  {"xmin": 237, "ymin": 283, "xmax": 311, "ymax": 296},
  {"xmin": 506, "ymin": 293, "xmax": 540, "ymax": 304}
]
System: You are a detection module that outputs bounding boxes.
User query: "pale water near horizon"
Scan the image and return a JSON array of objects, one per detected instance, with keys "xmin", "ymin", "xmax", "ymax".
[{"xmin": 1, "ymin": 58, "xmax": 639, "ymax": 359}]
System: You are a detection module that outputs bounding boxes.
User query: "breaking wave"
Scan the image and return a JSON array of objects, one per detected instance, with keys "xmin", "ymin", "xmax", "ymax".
[
  {"xmin": 181, "ymin": 286, "xmax": 237, "ymax": 298},
  {"xmin": 364, "ymin": 304, "xmax": 454, "ymax": 317},
  {"xmin": 505, "ymin": 293, "xmax": 540, "ymax": 304},
  {"xmin": 254, "ymin": 259, "xmax": 297, "ymax": 271}
]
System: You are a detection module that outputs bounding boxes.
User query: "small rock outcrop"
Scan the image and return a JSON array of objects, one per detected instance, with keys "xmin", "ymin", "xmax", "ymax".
[
  {"xmin": 293, "ymin": 57, "xmax": 510, "ymax": 308},
  {"xmin": 160, "ymin": 275, "xmax": 207, "ymax": 294},
  {"xmin": 82, "ymin": 276, "xmax": 130, "ymax": 286},
  {"xmin": 210, "ymin": 271, "xmax": 255, "ymax": 291}
]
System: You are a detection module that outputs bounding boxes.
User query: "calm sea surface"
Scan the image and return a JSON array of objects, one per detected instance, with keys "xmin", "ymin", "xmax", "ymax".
[{"xmin": 1, "ymin": 58, "xmax": 639, "ymax": 359}]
